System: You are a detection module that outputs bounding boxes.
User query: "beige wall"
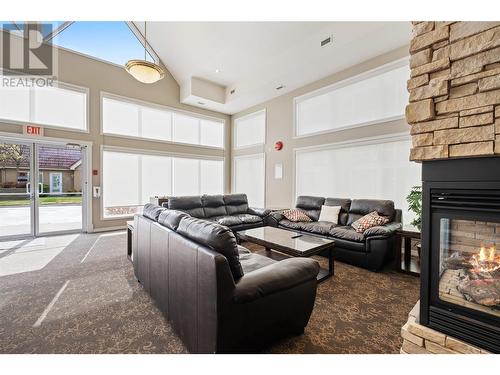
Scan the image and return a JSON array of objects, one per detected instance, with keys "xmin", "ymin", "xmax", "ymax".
[
  {"xmin": 0, "ymin": 38, "xmax": 231, "ymax": 231},
  {"xmin": 231, "ymin": 46, "xmax": 410, "ymax": 209}
]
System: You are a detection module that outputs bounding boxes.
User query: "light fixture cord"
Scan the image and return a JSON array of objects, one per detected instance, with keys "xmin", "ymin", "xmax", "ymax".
[{"xmin": 144, "ymin": 21, "xmax": 147, "ymax": 61}]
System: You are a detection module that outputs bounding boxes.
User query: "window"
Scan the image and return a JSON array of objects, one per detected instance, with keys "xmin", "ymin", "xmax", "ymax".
[
  {"xmin": 294, "ymin": 135, "xmax": 421, "ymax": 224},
  {"xmin": 102, "ymin": 149, "xmax": 224, "ymax": 218},
  {"xmin": 233, "ymin": 153, "xmax": 265, "ymax": 208},
  {"xmin": 102, "ymin": 95, "xmax": 224, "ymax": 148},
  {"xmin": 1, "ymin": 22, "xmax": 156, "ymax": 66},
  {"xmin": 52, "ymin": 22, "xmax": 155, "ymax": 66},
  {"xmin": 0, "ymin": 81, "xmax": 88, "ymax": 131},
  {"xmin": 233, "ymin": 110, "xmax": 266, "ymax": 149},
  {"xmin": 294, "ymin": 59, "xmax": 409, "ymax": 137}
]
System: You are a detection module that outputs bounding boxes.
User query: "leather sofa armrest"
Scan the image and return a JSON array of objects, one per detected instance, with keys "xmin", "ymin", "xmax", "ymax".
[
  {"xmin": 247, "ymin": 207, "xmax": 271, "ymax": 217},
  {"xmin": 233, "ymin": 258, "xmax": 319, "ymax": 304},
  {"xmin": 266, "ymin": 211, "xmax": 284, "ymax": 227},
  {"xmin": 363, "ymin": 222, "xmax": 402, "ymax": 238}
]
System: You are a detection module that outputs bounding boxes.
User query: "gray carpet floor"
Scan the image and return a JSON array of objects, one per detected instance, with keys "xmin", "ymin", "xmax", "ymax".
[{"xmin": 0, "ymin": 232, "xmax": 419, "ymax": 353}]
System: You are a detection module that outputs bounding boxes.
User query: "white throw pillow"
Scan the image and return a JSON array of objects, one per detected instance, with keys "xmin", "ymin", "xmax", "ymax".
[{"xmin": 318, "ymin": 205, "xmax": 341, "ymax": 224}]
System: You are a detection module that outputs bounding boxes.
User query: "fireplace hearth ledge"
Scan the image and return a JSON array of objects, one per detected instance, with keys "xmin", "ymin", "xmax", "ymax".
[{"xmin": 400, "ymin": 301, "xmax": 491, "ymax": 354}]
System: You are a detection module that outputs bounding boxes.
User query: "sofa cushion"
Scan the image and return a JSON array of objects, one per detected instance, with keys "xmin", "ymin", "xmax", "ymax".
[
  {"xmin": 177, "ymin": 216, "xmax": 243, "ymax": 280},
  {"xmin": 295, "ymin": 196, "xmax": 325, "ymax": 221},
  {"xmin": 236, "ymin": 214, "xmax": 262, "ymax": 224},
  {"xmin": 324, "ymin": 198, "xmax": 351, "ymax": 225},
  {"xmin": 318, "ymin": 205, "xmax": 341, "ymax": 224},
  {"xmin": 279, "ymin": 220, "xmax": 334, "ymax": 235},
  {"xmin": 168, "ymin": 196, "xmax": 206, "ymax": 218},
  {"xmin": 158, "ymin": 209, "xmax": 189, "ymax": 231},
  {"xmin": 142, "ymin": 203, "xmax": 165, "ymax": 221},
  {"xmin": 224, "ymin": 193, "xmax": 249, "ymax": 215},
  {"xmin": 282, "ymin": 209, "xmax": 313, "ymax": 222},
  {"xmin": 347, "ymin": 199, "xmax": 395, "ymax": 225},
  {"xmin": 351, "ymin": 211, "xmax": 390, "ymax": 233},
  {"xmin": 211, "ymin": 215, "xmax": 243, "ymax": 227},
  {"xmin": 202, "ymin": 194, "xmax": 227, "ymax": 217},
  {"xmin": 239, "ymin": 252, "xmax": 276, "ymax": 274},
  {"xmin": 329, "ymin": 226, "xmax": 365, "ymax": 242}
]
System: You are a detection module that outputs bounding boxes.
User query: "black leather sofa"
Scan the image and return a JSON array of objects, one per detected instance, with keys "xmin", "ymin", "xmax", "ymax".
[
  {"xmin": 161, "ymin": 193, "xmax": 270, "ymax": 232},
  {"xmin": 133, "ymin": 203, "xmax": 319, "ymax": 353},
  {"xmin": 268, "ymin": 196, "xmax": 402, "ymax": 271}
]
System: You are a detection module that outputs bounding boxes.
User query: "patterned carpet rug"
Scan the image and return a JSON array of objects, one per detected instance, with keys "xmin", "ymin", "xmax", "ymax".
[{"xmin": 0, "ymin": 232, "xmax": 419, "ymax": 354}]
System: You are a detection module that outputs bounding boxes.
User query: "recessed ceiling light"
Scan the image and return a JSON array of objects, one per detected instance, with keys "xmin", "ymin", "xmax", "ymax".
[{"xmin": 215, "ymin": 69, "xmax": 220, "ymax": 73}]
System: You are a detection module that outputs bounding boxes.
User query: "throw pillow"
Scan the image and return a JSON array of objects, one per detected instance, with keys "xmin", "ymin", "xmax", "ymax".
[
  {"xmin": 282, "ymin": 209, "xmax": 313, "ymax": 222},
  {"xmin": 351, "ymin": 211, "xmax": 389, "ymax": 233},
  {"xmin": 318, "ymin": 205, "xmax": 341, "ymax": 224}
]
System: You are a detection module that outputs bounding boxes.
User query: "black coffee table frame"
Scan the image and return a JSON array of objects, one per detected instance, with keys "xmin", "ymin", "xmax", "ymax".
[{"xmin": 238, "ymin": 227, "xmax": 335, "ymax": 283}]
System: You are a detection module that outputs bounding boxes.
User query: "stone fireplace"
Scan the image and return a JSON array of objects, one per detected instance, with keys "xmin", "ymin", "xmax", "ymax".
[{"xmin": 402, "ymin": 21, "xmax": 500, "ymax": 354}]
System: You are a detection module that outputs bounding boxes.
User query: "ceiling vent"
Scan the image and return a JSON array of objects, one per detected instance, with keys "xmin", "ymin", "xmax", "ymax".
[{"xmin": 321, "ymin": 36, "xmax": 333, "ymax": 47}]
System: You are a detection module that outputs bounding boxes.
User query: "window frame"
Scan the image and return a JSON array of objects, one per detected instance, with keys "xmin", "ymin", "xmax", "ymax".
[
  {"xmin": 293, "ymin": 57, "xmax": 409, "ymax": 139},
  {"xmin": 100, "ymin": 91, "xmax": 226, "ymax": 150},
  {"xmin": 0, "ymin": 74, "xmax": 90, "ymax": 133},
  {"xmin": 232, "ymin": 109, "xmax": 267, "ymax": 150},
  {"xmin": 100, "ymin": 145, "xmax": 225, "ymax": 220}
]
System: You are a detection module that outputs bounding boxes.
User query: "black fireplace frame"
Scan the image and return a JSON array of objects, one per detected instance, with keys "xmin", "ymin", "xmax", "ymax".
[{"xmin": 421, "ymin": 157, "xmax": 500, "ymax": 353}]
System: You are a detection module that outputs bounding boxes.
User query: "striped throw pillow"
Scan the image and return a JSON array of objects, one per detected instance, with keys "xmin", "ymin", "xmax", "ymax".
[
  {"xmin": 282, "ymin": 209, "xmax": 313, "ymax": 222},
  {"xmin": 351, "ymin": 211, "xmax": 389, "ymax": 233}
]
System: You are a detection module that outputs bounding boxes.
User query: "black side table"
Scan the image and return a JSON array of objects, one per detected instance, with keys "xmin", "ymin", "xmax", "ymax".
[
  {"xmin": 394, "ymin": 225, "xmax": 420, "ymax": 276},
  {"xmin": 127, "ymin": 220, "xmax": 134, "ymax": 262}
]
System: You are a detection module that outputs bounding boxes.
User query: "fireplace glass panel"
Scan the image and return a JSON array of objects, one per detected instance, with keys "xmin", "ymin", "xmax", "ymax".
[{"xmin": 438, "ymin": 218, "xmax": 500, "ymax": 318}]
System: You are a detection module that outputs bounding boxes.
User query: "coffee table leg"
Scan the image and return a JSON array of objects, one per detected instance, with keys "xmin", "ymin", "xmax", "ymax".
[
  {"xmin": 328, "ymin": 247, "xmax": 334, "ymax": 276},
  {"xmin": 317, "ymin": 247, "xmax": 334, "ymax": 283}
]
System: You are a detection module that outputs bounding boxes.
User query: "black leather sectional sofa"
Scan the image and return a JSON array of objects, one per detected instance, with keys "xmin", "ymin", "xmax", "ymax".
[
  {"xmin": 268, "ymin": 196, "xmax": 402, "ymax": 271},
  {"xmin": 133, "ymin": 204, "xmax": 319, "ymax": 353},
  {"xmin": 161, "ymin": 193, "xmax": 270, "ymax": 232}
]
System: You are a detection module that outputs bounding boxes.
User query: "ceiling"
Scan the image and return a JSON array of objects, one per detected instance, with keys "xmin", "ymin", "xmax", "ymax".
[{"xmin": 134, "ymin": 22, "xmax": 411, "ymax": 115}]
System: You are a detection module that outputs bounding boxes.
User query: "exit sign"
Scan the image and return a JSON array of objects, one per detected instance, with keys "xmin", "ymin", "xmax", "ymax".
[{"xmin": 23, "ymin": 125, "xmax": 44, "ymax": 136}]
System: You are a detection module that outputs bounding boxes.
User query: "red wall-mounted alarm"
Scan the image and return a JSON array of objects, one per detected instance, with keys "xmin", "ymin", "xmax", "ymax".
[{"xmin": 274, "ymin": 141, "xmax": 283, "ymax": 151}]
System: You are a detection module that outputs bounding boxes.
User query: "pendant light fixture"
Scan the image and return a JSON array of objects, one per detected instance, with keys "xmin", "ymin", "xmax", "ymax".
[{"xmin": 125, "ymin": 22, "xmax": 165, "ymax": 84}]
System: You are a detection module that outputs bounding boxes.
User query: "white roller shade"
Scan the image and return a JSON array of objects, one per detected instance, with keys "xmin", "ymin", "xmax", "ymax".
[
  {"xmin": 295, "ymin": 136, "xmax": 420, "ymax": 224},
  {"xmin": 102, "ymin": 95, "xmax": 224, "ymax": 148},
  {"xmin": 234, "ymin": 110, "xmax": 266, "ymax": 149},
  {"xmin": 233, "ymin": 153, "xmax": 265, "ymax": 208},
  {"xmin": 295, "ymin": 60, "xmax": 409, "ymax": 136},
  {"xmin": 102, "ymin": 149, "xmax": 224, "ymax": 218}
]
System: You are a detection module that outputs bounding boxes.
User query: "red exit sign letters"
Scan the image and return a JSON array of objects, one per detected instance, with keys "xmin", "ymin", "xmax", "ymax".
[{"xmin": 23, "ymin": 125, "xmax": 44, "ymax": 136}]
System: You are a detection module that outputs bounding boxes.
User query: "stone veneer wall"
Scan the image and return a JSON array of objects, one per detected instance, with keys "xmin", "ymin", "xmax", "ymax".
[
  {"xmin": 400, "ymin": 301, "xmax": 491, "ymax": 354},
  {"xmin": 406, "ymin": 22, "xmax": 500, "ymax": 161}
]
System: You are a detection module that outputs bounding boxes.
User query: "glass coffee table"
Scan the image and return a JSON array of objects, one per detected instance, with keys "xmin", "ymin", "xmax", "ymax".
[{"xmin": 238, "ymin": 226, "xmax": 335, "ymax": 282}]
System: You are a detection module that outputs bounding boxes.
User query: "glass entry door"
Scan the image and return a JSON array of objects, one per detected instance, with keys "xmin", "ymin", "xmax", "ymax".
[
  {"xmin": 0, "ymin": 141, "xmax": 34, "ymax": 238},
  {"xmin": 35, "ymin": 144, "xmax": 84, "ymax": 235},
  {"xmin": 0, "ymin": 139, "xmax": 85, "ymax": 239}
]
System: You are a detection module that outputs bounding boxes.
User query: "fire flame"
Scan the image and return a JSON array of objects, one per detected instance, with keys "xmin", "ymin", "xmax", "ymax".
[{"xmin": 470, "ymin": 245, "xmax": 500, "ymax": 273}]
